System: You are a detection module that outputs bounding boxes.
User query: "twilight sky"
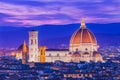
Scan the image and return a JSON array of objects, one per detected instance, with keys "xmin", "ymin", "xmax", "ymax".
[{"xmin": 0, "ymin": 0, "xmax": 120, "ymax": 27}]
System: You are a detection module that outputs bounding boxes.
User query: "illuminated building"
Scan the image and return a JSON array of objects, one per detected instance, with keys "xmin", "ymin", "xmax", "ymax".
[
  {"xmin": 40, "ymin": 46, "xmax": 46, "ymax": 62},
  {"xmin": 28, "ymin": 18, "xmax": 103, "ymax": 62},
  {"xmin": 46, "ymin": 49, "xmax": 70, "ymax": 62},
  {"xmin": 70, "ymin": 18, "xmax": 98, "ymax": 52},
  {"xmin": 16, "ymin": 41, "xmax": 28, "ymax": 60},
  {"xmin": 22, "ymin": 40, "xmax": 27, "ymax": 64},
  {"xmin": 70, "ymin": 18, "xmax": 103, "ymax": 62},
  {"xmin": 29, "ymin": 30, "xmax": 39, "ymax": 62},
  {"xmin": 16, "ymin": 52, "xmax": 20, "ymax": 60}
]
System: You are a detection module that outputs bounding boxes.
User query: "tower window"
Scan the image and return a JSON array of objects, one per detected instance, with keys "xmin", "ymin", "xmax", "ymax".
[
  {"xmin": 31, "ymin": 55, "xmax": 33, "ymax": 58},
  {"xmin": 57, "ymin": 54, "xmax": 59, "ymax": 57},
  {"xmin": 31, "ymin": 39, "xmax": 33, "ymax": 45},
  {"xmin": 35, "ymin": 39, "xmax": 37, "ymax": 44},
  {"xmin": 49, "ymin": 54, "xmax": 51, "ymax": 57},
  {"xmin": 65, "ymin": 54, "xmax": 67, "ymax": 56},
  {"xmin": 41, "ymin": 51, "xmax": 43, "ymax": 55}
]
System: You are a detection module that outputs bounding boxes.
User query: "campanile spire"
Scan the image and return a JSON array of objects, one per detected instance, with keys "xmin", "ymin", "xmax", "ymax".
[
  {"xmin": 22, "ymin": 40, "xmax": 27, "ymax": 64},
  {"xmin": 23, "ymin": 40, "xmax": 27, "ymax": 53}
]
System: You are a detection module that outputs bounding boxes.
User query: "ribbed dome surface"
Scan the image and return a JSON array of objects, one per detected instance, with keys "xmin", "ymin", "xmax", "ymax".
[
  {"xmin": 70, "ymin": 18, "xmax": 97, "ymax": 45},
  {"xmin": 70, "ymin": 28, "xmax": 97, "ymax": 45}
]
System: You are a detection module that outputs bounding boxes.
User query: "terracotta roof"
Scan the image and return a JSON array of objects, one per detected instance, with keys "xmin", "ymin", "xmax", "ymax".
[{"xmin": 70, "ymin": 19, "xmax": 97, "ymax": 45}]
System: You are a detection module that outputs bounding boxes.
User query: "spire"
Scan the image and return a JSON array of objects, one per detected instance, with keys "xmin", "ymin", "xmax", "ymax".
[
  {"xmin": 80, "ymin": 18, "xmax": 86, "ymax": 29},
  {"xmin": 23, "ymin": 40, "xmax": 27, "ymax": 53}
]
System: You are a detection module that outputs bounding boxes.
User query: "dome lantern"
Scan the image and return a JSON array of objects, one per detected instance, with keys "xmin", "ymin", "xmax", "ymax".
[{"xmin": 80, "ymin": 18, "xmax": 86, "ymax": 29}]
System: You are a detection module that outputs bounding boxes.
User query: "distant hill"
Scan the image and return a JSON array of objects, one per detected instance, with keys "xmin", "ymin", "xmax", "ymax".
[{"xmin": 0, "ymin": 23, "xmax": 120, "ymax": 48}]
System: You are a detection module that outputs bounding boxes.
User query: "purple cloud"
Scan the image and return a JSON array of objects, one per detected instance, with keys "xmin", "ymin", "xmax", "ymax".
[{"xmin": 0, "ymin": 0, "xmax": 120, "ymax": 27}]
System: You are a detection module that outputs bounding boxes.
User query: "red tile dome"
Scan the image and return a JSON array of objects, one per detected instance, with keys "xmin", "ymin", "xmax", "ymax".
[{"xmin": 70, "ymin": 19, "xmax": 97, "ymax": 45}]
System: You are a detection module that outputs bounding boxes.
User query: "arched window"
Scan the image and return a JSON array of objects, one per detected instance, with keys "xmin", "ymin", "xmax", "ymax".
[
  {"xmin": 49, "ymin": 54, "xmax": 51, "ymax": 57},
  {"xmin": 76, "ymin": 48, "xmax": 78, "ymax": 51},
  {"xmin": 35, "ymin": 39, "xmax": 37, "ymax": 44},
  {"xmin": 85, "ymin": 48, "xmax": 88, "ymax": 51},
  {"xmin": 31, "ymin": 55, "xmax": 33, "ymax": 58},
  {"xmin": 65, "ymin": 54, "xmax": 67, "ymax": 56},
  {"xmin": 41, "ymin": 50, "xmax": 43, "ymax": 55},
  {"xmin": 57, "ymin": 53, "xmax": 59, "ymax": 57},
  {"xmin": 31, "ymin": 48, "xmax": 33, "ymax": 51},
  {"xmin": 31, "ymin": 39, "xmax": 33, "ymax": 45}
]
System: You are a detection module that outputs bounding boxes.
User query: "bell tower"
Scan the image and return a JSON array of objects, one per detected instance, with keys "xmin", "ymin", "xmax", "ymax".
[{"xmin": 29, "ymin": 30, "xmax": 39, "ymax": 62}]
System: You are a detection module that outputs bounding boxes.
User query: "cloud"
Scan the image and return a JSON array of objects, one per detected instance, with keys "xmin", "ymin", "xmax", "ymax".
[{"xmin": 0, "ymin": 0, "xmax": 120, "ymax": 27}]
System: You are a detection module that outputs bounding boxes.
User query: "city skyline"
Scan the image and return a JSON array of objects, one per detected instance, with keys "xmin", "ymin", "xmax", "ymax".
[{"xmin": 0, "ymin": 1, "xmax": 120, "ymax": 80}]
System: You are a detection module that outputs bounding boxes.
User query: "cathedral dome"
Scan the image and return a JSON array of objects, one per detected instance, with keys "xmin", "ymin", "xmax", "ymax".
[{"xmin": 70, "ymin": 19, "xmax": 97, "ymax": 45}]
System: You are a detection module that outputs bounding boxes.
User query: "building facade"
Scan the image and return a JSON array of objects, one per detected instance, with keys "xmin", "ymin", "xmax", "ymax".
[
  {"xmin": 27, "ymin": 19, "xmax": 103, "ymax": 63},
  {"xmin": 29, "ymin": 30, "xmax": 39, "ymax": 62}
]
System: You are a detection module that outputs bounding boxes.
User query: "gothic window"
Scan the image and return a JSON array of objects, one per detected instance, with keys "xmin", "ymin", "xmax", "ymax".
[
  {"xmin": 31, "ymin": 48, "xmax": 33, "ymax": 51},
  {"xmin": 35, "ymin": 48, "xmax": 37, "ymax": 51},
  {"xmin": 76, "ymin": 48, "xmax": 78, "ymax": 51},
  {"xmin": 85, "ymin": 48, "xmax": 88, "ymax": 51},
  {"xmin": 35, "ymin": 55, "xmax": 37, "ymax": 59},
  {"xmin": 57, "ymin": 53, "xmax": 59, "ymax": 57},
  {"xmin": 65, "ymin": 54, "xmax": 67, "ymax": 56},
  {"xmin": 31, "ymin": 55, "xmax": 33, "ymax": 58},
  {"xmin": 35, "ymin": 39, "xmax": 37, "ymax": 44},
  {"xmin": 41, "ymin": 50, "xmax": 43, "ymax": 55},
  {"xmin": 49, "ymin": 54, "xmax": 51, "ymax": 57},
  {"xmin": 31, "ymin": 39, "xmax": 33, "ymax": 45}
]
